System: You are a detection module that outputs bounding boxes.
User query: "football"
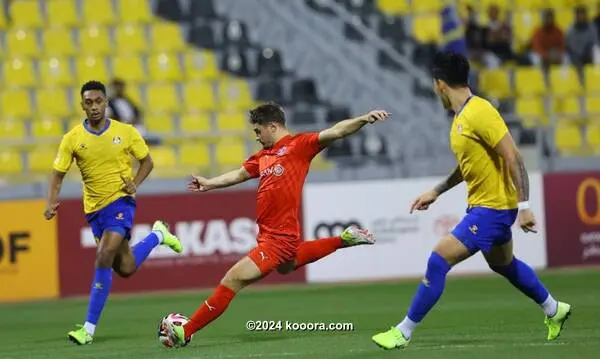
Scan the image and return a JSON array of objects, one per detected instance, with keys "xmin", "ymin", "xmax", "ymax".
[{"xmin": 158, "ymin": 313, "xmax": 191, "ymax": 348}]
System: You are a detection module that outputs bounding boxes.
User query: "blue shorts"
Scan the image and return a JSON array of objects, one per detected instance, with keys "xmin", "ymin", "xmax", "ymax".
[
  {"xmin": 85, "ymin": 196, "xmax": 136, "ymax": 241},
  {"xmin": 451, "ymin": 206, "xmax": 518, "ymax": 254}
]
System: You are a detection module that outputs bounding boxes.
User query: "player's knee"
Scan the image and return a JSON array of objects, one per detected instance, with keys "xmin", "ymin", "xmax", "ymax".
[
  {"xmin": 276, "ymin": 261, "xmax": 295, "ymax": 275},
  {"xmin": 114, "ymin": 265, "xmax": 135, "ymax": 278},
  {"xmin": 220, "ymin": 275, "xmax": 244, "ymax": 293},
  {"xmin": 95, "ymin": 248, "xmax": 118, "ymax": 267}
]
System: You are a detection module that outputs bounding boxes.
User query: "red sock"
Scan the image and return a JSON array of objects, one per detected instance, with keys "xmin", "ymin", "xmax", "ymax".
[
  {"xmin": 294, "ymin": 237, "xmax": 344, "ymax": 269},
  {"xmin": 183, "ymin": 284, "xmax": 236, "ymax": 337}
]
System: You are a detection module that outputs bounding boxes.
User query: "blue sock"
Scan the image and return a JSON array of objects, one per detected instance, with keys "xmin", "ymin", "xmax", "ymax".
[
  {"xmin": 132, "ymin": 232, "xmax": 161, "ymax": 268},
  {"xmin": 85, "ymin": 267, "xmax": 113, "ymax": 328},
  {"xmin": 406, "ymin": 252, "xmax": 451, "ymax": 323},
  {"xmin": 489, "ymin": 257, "xmax": 549, "ymax": 304}
]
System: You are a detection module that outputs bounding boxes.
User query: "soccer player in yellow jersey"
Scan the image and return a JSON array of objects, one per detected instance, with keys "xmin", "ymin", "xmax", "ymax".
[
  {"xmin": 44, "ymin": 81, "xmax": 184, "ymax": 345},
  {"xmin": 372, "ymin": 53, "xmax": 571, "ymax": 350}
]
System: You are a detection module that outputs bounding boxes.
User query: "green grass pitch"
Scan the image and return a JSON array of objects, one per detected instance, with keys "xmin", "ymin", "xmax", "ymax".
[{"xmin": 1, "ymin": 268, "xmax": 599, "ymax": 359}]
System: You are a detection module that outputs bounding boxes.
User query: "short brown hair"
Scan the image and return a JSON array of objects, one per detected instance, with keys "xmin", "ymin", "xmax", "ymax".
[{"xmin": 249, "ymin": 102, "xmax": 286, "ymax": 126}]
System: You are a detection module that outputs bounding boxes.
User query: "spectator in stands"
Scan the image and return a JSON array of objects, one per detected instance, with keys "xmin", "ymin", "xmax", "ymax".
[
  {"xmin": 483, "ymin": 4, "xmax": 514, "ymax": 65},
  {"xmin": 107, "ymin": 79, "xmax": 142, "ymax": 127},
  {"xmin": 464, "ymin": 5, "xmax": 487, "ymax": 63},
  {"xmin": 566, "ymin": 5, "xmax": 599, "ymax": 67},
  {"xmin": 530, "ymin": 9, "xmax": 567, "ymax": 68}
]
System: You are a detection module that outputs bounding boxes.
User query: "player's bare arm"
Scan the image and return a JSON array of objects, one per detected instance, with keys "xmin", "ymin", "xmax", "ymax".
[
  {"xmin": 122, "ymin": 155, "xmax": 154, "ymax": 194},
  {"xmin": 317, "ymin": 110, "xmax": 390, "ymax": 146},
  {"xmin": 44, "ymin": 169, "xmax": 66, "ymax": 220},
  {"xmin": 188, "ymin": 167, "xmax": 251, "ymax": 192},
  {"xmin": 410, "ymin": 166, "xmax": 463, "ymax": 214},
  {"xmin": 494, "ymin": 132, "xmax": 537, "ymax": 233}
]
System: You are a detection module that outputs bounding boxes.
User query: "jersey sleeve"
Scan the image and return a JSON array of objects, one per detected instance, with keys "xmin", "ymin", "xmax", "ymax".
[
  {"xmin": 128, "ymin": 126, "xmax": 150, "ymax": 160},
  {"xmin": 471, "ymin": 106, "xmax": 509, "ymax": 148},
  {"xmin": 296, "ymin": 132, "xmax": 323, "ymax": 160},
  {"xmin": 242, "ymin": 154, "xmax": 260, "ymax": 178},
  {"xmin": 53, "ymin": 134, "xmax": 74, "ymax": 173}
]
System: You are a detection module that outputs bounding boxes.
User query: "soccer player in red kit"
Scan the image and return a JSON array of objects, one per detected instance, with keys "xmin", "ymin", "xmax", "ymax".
[{"xmin": 167, "ymin": 102, "xmax": 390, "ymax": 347}]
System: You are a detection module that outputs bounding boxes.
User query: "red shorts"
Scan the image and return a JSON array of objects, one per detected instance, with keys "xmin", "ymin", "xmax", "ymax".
[{"xmin": 247, "ymin": 234, "xmax": 300, "ymax": 274}]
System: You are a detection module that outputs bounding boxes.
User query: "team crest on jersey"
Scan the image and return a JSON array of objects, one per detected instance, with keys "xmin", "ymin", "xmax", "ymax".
[
  {"xmin": 79, "ymin": 143, "xmax": 87, "ymax": 150},
  {"xmin": 276, "ymin": 146, "xmax": 288, "ymax": 156},
  {"xmin": 273, "ymin": 164, "xmax": 284, "ymax": 176},
  {"xmin": 260, "ymin": 163, "xmax": 285, "ymax": 178},
  {"xmin": 112, "ymin": 136, "xmax": 121, "ymax": 144}
]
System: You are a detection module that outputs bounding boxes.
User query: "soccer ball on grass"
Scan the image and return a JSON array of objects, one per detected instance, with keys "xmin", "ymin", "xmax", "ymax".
[{"xmin": 158, "ymin": 313, "xmax": 192, "ymax": 348}]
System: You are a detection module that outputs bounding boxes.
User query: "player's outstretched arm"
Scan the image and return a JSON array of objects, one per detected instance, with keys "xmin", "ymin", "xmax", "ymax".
[
  {"xmin": 317, "ymin": 110, "xmax": 390, "ymax": 146},
  {"xmin": 44, "ymin": 170, "xmax": 66, "ymax": 220},
  {"xmin": 409, "ymin": 166, "xmax": 462, "ymax": 214},
  {"xmin": 188, "ymin": 167, "xmax": 251, "ymax": 192}
]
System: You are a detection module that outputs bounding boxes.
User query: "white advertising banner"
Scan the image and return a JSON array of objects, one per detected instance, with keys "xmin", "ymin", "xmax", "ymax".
[{"xmin": 303, "ymin": 173, "xmax": 547, "ymax": 283}]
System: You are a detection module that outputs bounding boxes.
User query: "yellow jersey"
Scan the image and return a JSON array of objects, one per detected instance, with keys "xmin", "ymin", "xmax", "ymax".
[
  {"xmin": 450, "ymin": 96, "xmax": 518, "ymax": 210},
  {"xmin": 53, "ymin": 119, "xmax": 150, "ymax": 214}
]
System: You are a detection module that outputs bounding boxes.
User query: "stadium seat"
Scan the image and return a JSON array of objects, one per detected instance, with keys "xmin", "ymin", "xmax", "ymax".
[
  {"xmin": 514, "ymin": 0, "xmax": 546, "ymax": 10},
  {"xmin": 184, "ymin": 51, "xmax": 219, "ymax": 80},
  {"xmin": 515, "ymin": 97, "xmax": 546, "ymax": 125},
  {"xmin": 586, "ymin": 121, "xmax": 600, "ymax": 151},
  {"xmin": 82, "ymin": 0, "xmax": 116, "ymax": 25},
  {"xmin": 47, "ymin": 0, "xmax": 80, "ymax": 27},
  {"xmin": 145, "ymin": 114, "xmax": 175, "ymax": 135},
  {"xmin": 0, "ymin": 149, "xmax": 23, "ymax": 175},
  {"xmin": 479, "ymin": 68, "xmax": 511, "ymax": 99},
  {"xmin": 549, "ymin": 66, "xmax": 582, "ymax": 96},
  {"xmin": 148, "ymin": 145, "xmax": 177, "ymax": 169},
  {"xmin": 0, "ymin": 3, "xmax": 6, "ymax": 29},
  {"xmin": 79, "ymin": 26, "xmax": 112, "ymax": 55},
  {"xmin": 150, "ymin": 23, "xmax": 186, "ymax": 52},
  {"xmin": 40, "ymin": 57, "xmax": 74, "ymax": 87},
  {"xmin": 481, "ymin": 0, "xmax": 510, "ymax": 10},
  {"xmin": 125, "ymin": 84, "xmax": 144, "ymax": 107},
  {"xmin": 28, "ymin": 147, "xmax": 58, "ymax": 174},
  {"xmin": 376, "ymin": 0, "xmax": 409, "ymax": 15},
  {"xmin": 115, "ymin": 24, "xmax": 148, "ymax": 53},
  {"xmin": 183, "ymin": 82, "xmax": 216, "ymax": 112},
  {"xmin": 412, "ymin": 15, "xmax": 442, "ymax": 44},
  {"xmin": 216, "ymin": 111, "xmax": 247, "ymax": 133},
  {"xmin": 218, "ymin": 80, "xmax": 254, "ymax": 110},
  {"xmin": 118, "ymin": 0, "xmax": 153, "ymax": 23},
  {"xmin": 112, "ymin": 55, "xmax": 146, "ymax": 83},
  {"xmin": 0, "ymin": 89, "xmax": 32, "ymax": 119},
  {"xmin": 7, "ymin": 29, "xmax": 39, "ymax": 57},
  {"xmin": 0, "ymin": 120, "xmax": 26, "ymax": 141},
  {"xmin": 512, "ymin": 12, "xmax": 541, "ymax": 51},
  {"xmin": 584, "ymin": 65, "xmax": 600, "ymax": 94},
  {"xmin": 43, "ymin": 27, "xmax": 77, "ymax": 56},
  {"xmin": 10, "ymin": 0, "xmax": 43, "ymax": 28},
  {"xmin": 554, "ymin": 122, "xmax": 583, "ymax": 153},
  {"xmin": 411, "ymin": 0, "xmax": 444, "ymax": 13},
  {"xmin": 215, "ymin": 137, "xmax": 246, "ymax": 168},
  {"xmin": 76, "ymin": 56, "xmax": 109, "ymax": 84},
  {"xmin": 180, "ymin": 113, "xmax": 212, "ymax": 134},
  {"xmin": 179, "ymin": 143, "xmax": 211, "ymax": 168},
  {"xmin": 514, "ymin": 67, "xmax": 546, "ymax": 96},
  {"xmin": 3, "ymin": 58, "xmax": 36, "ymax": 87},
  {"xmin": 554, "ymin": 10, "xmax": 574, "ymax": 32},
  {"xmin": 146, "ymin": 84, "xmax": 180, "ymax": 113},
  {"xmin": 31, "ymin": 118, "xmax": 64, "ymax": 139},
  {"xmin": 148, "ymin": 52, "xmax": 183, "ymax": 82},
  {"xmin": 585, "ymin": 96, "xmax": 600, "ymax": 115},
  {"xmin": 553, "ymin": 97, "xmax": 581, "ymax": 118},
  {"xmin": 68, "ymin": 117, "xmax": 83, "ymax": 130},
  {"xmin": 37, "ymin": 88, "xmax": 72, "ymax": 117}
]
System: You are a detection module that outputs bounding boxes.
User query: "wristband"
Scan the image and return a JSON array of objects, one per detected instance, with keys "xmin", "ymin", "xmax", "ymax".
[{"xmin": 518, "ymin": 201, "xmax": 530, "ymax": 210}]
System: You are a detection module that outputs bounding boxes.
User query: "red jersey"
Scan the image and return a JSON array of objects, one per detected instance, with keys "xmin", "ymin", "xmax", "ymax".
[{"xmin": 243, "ymin": 133, "xmax": 323, "ymax": 242}]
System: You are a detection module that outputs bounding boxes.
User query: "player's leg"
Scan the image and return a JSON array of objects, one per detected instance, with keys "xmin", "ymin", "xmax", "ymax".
[{"xmin": 485, "ymin": 240, "xmax": 571, "ymax": 340}]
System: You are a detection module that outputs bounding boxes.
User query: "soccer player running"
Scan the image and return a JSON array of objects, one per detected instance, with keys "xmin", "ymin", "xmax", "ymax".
[
  {"xmin": 167, "ymin": 102, "xmax": 389, "ymax": 346},
  {"xmin": 372, "ymin": 53, "xmax": 571, "ymax": 349},
  {"xmin": 44, "ymin": 81, "xmax": 184, "ymax": 345}
]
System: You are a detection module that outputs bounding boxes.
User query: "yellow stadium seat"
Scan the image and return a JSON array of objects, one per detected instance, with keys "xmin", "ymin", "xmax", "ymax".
[
  {"xmin": 555, "ymin": 122, "xmax": 582, "ymax": 153},
  {"xmin": 179, "ymin": 143, "xmax": 211, "ymax": 168},
  {"xmin": 37, "ymin": 88, "xmax": 72, "ymax": 117},
  {"xmin": 124, "ymin": 84, "xmax": 143, "ymax": 107},
  {"xmin": 7, "ymin": 29, "xmax": 39, "ymax": 57},
  {"xmin": 3, "ymin": 58, "xmax": 36, "ymax": 87},
  {"xmin": 584, "ymin": 65, "xmax": 600, "ymax": 94},
  {"xmin": 145, "ymin": 114, "xmax": 175, "ymax": 135},
  {"xmin": 180, "ymin": 113, "xmax": 212, "ymax": 134},
  {"xmin": 481, "ymin": 0, "xmax": 510, "ymax": 10},
  {"xmin": 553, "ymin": 97, "xmax": 581, "ymax": 118},
  {"xmin": 0, "ymin": 149, "xmax": 23, "ymax": 175},
  {"xmin": 516, "ymin": 97, "xmax": 546, "ymax": 125},
  {"xmin": 82, "ymin": 0, "xmax": 116, "ymax": 25},
  {"xmin": 514, "ymin": 0, "xmax": 545, "ymax": 10},
  {"xmin": 515, "ymin": 67, "xmax": 546, "ymax": 96},
  {"xmin": 376, "ymin": 0, "xmax": 409, "ymax": 15},
  {"xmin": 47, "ymin": 0, "xmax": 80, "ymax": 27},
  {"xmin": 149, "ymin": 145, "xmax": 177, "ymax": 168},
  {"xmin": 28, "ymin": 147, "xmax": 58, "ymax": 173},
  {"xmin": 215, "ymin": 137, "xmax": 246, "ymax": 167},
  {"xmin": 43, "ymin": 27, "xmax": 77, "ymax": 56},
  {"xmin": 479, "ymin": 68, "xmax": 511, "ymax": 99},
  {"xmin": 115, "ymin": 24, "xmax": 148, "ymax": 53},
  {"xmin": 184, "ymin": 51, "xmax": 219, "ymax": 80},
  {"xmin": 0, "ymin": 3, "xmax": 7, "ymax": 29},
  {"xmin": 555, "ymin": 11, "xmax": 574, "ymax": 32},
  {"xmin": 68, "ymin": 117, "xmax": 84, "ymax": 130},
  {"xmin": 218, "ymin": 80, "xmax": 253, "ymax": 110},
  {"xmin": 146, "ymin": 84, "xmax": 180, "ymax": 113},
  {"xmin": 183, "ymin": 82, "xmax": 216, "ymax": 112},
  {"xmin": 585, "ymin": 96, "xmax": 600, "ymax": 115},
  {"xmin": 150, "ymin": 23, "xmax": 186, "ymax": 52},
  {"xmin": 586, "ymin": 121, "xmax": 600, "ymax": 150},
  {"xmin": 118, "ymin": 0, "xmax": 153, "ymax": 23},
  {"xmin": 10, "ymin": 0, "xmax": 43, "ymax": 28},
  {"xmin": 76, "ymin": 56, "xmax": 109, "ymax": 84},
  {"xmin": 412, "ymin": 15, "xmax": 442, "ymax": 44},
  {"xmin": 32, "ymin": 118, "xmax": 64, "ymax": 139},
  {"xmin": 411, "ymin": 0, "xmax": 443, "ymax": 13},
  {"xmin": 80, "ymin": 26, "xmax": 112, "ymax": 56},
  {"xmin": 1, "ymin": 89, "xmax": 32, "ymax": 119},
  {"xmin": 40, "ymin": 57, "xmax": 73, "ymax": 87},
  {"xmin": 148, "ymin": 52, "xmax": 183, "ymax": 82},
  {"xmin": 0, "ymin": 120, "xmax": 26, "ymax": 141},
  {"xmin": 549, "ymin": 66, "xmax": 582, "ymax": 96},
  {"xmin": 113, "ymin": 55, "xmax": 146, "ymax": 83},
  {"xmin": 217, "ymin": 111, "xmax": 246, "ymax": 132},
  {"xmin": 512, "ymin": 12, "xmax": 541, "ymax": 51}
]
